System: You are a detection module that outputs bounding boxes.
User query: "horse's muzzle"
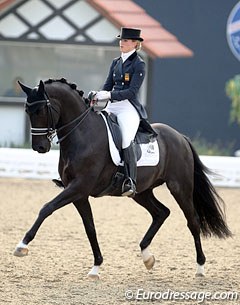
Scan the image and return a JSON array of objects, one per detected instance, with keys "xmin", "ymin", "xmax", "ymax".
[{"xmin": 32, "ymin": 137, "xmax": 51, "ymax": 153}]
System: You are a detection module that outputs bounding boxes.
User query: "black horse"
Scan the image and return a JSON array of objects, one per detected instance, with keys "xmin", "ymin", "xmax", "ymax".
[{"xmin": 14, "ymin": 78, "xmax": 231, "ymax": 279}]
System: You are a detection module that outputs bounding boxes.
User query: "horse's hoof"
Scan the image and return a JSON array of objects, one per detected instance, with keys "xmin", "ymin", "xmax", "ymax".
[
  {"xmin": 195, "ymin": 272, "xmax": 205, "ymax": 277},
  {"xmin": 13, "ymin": 247, "xmax": 29, "ymax": 257},
  {"xmin": 87, "ymin": 265, "xmax": 100, "ymax": 280},
  {"xmin": 87, "ymin": 273, "xmax": 100, "ymax": 280},
  {"xmin": 144, "ymin": 255, "xmax": 155, "ymax": 270}
]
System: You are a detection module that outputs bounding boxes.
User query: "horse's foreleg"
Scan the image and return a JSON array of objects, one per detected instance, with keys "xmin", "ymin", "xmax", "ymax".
[
  {"xmin": 73, "ymin": 199, "xmax": 103, "ymax": 280},
  {"xmin": 133, "ymin": 189, "xmax": 170, "ymax": 270},
  {"xmin": 13, "ymin": 183, "xmax": 82, "ymax": 257}
]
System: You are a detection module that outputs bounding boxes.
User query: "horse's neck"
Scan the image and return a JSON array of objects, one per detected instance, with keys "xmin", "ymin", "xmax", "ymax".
[
  {"xmin": 46, "ymin": 84, "xmax": 86, "ymax": 125},
  {"xmin": 58, "ymin": 98, "xmax": 87, "ymax": 125},
  {"xmin": 59, "ymin": 108, "xmax": 107, "ymax": 149}
]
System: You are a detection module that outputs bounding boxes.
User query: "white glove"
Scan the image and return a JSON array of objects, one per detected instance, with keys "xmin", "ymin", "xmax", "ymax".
[
  {"xmin": 96, "ymin": 90, "xmax": 111, "ymax": 101},
  {"xmin": 87, "ymin": 90, "xmax": 97, "ymax": 101}
]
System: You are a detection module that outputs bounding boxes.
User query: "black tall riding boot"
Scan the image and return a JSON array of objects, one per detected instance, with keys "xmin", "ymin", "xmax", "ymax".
[{"xmin": 122, "ymin": 141, "xmax": 137, "ymax": 197}]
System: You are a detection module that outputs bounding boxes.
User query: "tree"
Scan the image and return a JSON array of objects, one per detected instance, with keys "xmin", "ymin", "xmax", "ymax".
[{"xmin": 225, "ymin": 75, "xmax": 240, "ymax": 125}]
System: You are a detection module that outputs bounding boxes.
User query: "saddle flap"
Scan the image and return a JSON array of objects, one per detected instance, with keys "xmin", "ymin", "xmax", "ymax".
[
  {"xmin": 100, "ymin": 111, "xmax": 157, "ymax": 147},
  {"xmin": 101, "ymin": 111, "xmax": 122, "ymax": 151},
  {"xmin": 100, "ymin": 111, "xmax": 159, "ymax": 167}
]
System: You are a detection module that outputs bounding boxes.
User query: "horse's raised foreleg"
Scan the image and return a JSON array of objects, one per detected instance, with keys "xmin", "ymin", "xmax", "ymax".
[
  {"xmin": 133, "ymin": 189, "xmax": 170, "ymax": 270},
  {"xmin": 13, "ymin": 183, "xmax": 85, "ymax": 257},
  {"xmin": 73, "ymin": 199, "xmax": 103, "ymax": 280}
]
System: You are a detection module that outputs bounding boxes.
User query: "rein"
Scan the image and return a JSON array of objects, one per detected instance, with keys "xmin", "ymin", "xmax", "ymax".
[
  {"xmin": 56, "ymin": 106, "xmax": 93, "ymax": 144},
  {"xmin": 26, "ymin": 97, "xmax": 93, "ymax": 144}
]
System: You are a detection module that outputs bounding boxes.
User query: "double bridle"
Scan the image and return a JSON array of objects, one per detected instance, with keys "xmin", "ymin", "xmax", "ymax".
[
  {"xmin": 26, "ymin": 98, "xmax": 56, "ymax": 142},
  {"xmin": 26, "ymin": 97, "xmax": 93, "ymax": 144}
]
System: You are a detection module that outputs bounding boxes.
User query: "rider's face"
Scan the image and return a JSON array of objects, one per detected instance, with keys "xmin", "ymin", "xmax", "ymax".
[{"xmin": 119, "ymin": 39, "xmax": 137, "ymax": 53}]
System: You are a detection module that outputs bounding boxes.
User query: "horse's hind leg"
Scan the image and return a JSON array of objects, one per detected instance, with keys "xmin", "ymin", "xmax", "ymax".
[
  {"xmin": 167, "ymin": 181, "xmax": 206, "ymax": 276},
  {"xmin": 73, "ymin": 199, "xmax": 103, "ymax": 280},
  {"xmin": 133, "ymin": 189, "xmax": 170, "ymax": 270}
]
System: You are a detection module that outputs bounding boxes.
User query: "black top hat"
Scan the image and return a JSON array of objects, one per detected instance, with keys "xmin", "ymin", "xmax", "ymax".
[{"xmin": 116, "ymin": 27, "xmax": 144, "ymax": 41}]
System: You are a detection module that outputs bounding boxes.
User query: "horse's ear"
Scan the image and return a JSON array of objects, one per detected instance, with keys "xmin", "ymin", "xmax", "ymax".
[
  {"xmin": 38, "ymin": 80, "xmax": 45, "ymax": 94},
  {"xmin": 18, "ymin": 81, "xmax": 32, "ymax": 96}
]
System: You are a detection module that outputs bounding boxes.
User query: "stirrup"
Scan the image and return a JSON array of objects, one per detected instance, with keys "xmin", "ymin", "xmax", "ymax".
[{"xmin": 122, "ymin": 178, "xmax": 136, "ymax": 197}]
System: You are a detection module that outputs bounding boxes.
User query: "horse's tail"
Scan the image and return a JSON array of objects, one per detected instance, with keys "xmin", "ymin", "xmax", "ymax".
[{"xmin": 184, "ymin": 137, "xmax": 232, "ymax": 238}]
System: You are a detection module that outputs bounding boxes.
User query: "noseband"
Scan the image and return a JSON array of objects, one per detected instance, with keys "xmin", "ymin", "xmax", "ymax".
[{"xmin": 26, "ymin": 97, "xmax": 93, "ymax": 144}]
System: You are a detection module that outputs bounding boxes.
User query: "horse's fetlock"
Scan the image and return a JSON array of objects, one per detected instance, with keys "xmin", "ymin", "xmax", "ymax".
[
  {"xmin": 95, "ymin": 255, "xmax": 103, "ymax": 266},
  {"xmin": 197, "ymin": 255, "xmax": 206, "ymax": 266},
  {"xmin": 24, "ymin": 232, "xmax": 34, "ymax": 244}
]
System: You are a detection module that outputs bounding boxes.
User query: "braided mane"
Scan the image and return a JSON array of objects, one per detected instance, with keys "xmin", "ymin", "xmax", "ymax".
[{"xmin": 44, "ymin": 78, "xmax": 84, "ymax": 97}]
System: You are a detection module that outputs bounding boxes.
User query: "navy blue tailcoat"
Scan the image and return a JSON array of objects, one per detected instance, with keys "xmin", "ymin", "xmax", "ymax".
[{"xmin": 102, "ymin": 51, "xmax": 148, "ymax": 119}]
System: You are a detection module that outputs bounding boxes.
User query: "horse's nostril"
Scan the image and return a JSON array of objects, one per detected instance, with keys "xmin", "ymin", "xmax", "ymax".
[
  {"xmin": 32, "ymin": 144, "xmax": 48, "ymax": 153},
  {"xmin": 38, "ymin": 146, "xmax": 46, "ymax": 153}
]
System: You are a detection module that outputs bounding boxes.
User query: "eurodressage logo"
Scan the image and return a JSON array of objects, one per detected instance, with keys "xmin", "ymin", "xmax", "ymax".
[{"xmin": 227, "ymin": 1, "xmax": 240, "ymax": 61}]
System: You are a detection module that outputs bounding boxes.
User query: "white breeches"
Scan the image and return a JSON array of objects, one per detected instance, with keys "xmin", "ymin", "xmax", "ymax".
[{"xmin": 103, "ymin": 99, "xmax": 140, "ymax": 149}]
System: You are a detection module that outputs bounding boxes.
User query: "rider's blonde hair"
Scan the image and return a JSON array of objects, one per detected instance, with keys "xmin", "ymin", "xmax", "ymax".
[{"xmin": 135, "ymin": 40, "xmax": 142, "ymax": 51}]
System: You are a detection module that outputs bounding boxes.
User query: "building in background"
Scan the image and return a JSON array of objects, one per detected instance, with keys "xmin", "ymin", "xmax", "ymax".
[
  {"xmin": 0, "ymin": 0, "xmax": 191, "ymax": 147},
  {"xmin": 1, "ymin": 0, "xmax": 239, "ymax": 153},
  {"xmin": 135, "ymin": 0, "xmax": 240, "ymax": 152}
]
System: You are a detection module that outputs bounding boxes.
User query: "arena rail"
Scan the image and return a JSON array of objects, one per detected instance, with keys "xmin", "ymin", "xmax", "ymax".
[{"xmin": 0, "ymin": 148, "xmax": 240, "ymax": 187}]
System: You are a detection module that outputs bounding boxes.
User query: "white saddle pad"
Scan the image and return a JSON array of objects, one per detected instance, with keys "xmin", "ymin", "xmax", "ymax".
[{"xmin": 100, "ymin": 113, "xmax": 160, "ymax": 167}]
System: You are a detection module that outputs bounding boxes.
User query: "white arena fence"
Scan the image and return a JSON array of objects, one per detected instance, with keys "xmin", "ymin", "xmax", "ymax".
[
  {"xmin": 0, "ymin": 148, "xmax": 58, "ymax": 180},
  {"xmin": 0, "ymin": 148, "xmax": 239, "ymax": 188}
]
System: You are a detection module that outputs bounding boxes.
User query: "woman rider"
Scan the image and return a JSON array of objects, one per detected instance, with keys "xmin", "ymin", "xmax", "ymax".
[{"xmin": 94, "ymin": 27, "xmax": 155, "ymax": 197}]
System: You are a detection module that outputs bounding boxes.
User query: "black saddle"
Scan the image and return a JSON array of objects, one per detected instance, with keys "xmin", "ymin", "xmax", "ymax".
[{"xmin": 101, "ymin": 111, "xmax": 157, "ymax": 161}]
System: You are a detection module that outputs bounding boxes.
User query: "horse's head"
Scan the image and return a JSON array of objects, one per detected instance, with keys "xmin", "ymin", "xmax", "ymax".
[
  {"xmin": 19, "ymin": 80, "xmax": 57, "ymax": 153},
  {"xmin": 19, "ymin": 78, "xmax": 91, "ymax": 153}
]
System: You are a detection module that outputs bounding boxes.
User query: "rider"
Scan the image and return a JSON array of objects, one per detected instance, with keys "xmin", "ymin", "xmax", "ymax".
[{"xmin": 93, "ymin": 27, "xmax": 156, "ymax": 197}]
